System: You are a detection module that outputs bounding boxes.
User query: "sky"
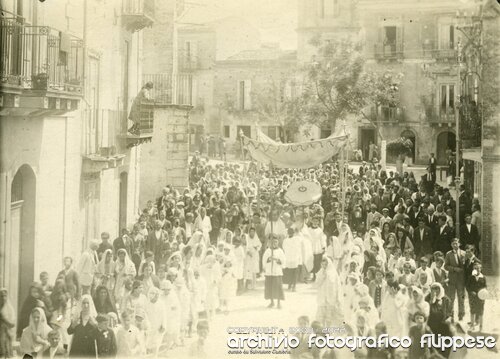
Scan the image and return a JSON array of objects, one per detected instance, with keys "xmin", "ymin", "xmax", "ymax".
[{"xmin": 180, "ymin": 0, "xmax": 298, "ymax": 49}]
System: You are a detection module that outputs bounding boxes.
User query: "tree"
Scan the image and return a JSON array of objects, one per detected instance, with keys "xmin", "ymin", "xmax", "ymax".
[
  {"xmin": 294, "ymin": 36, "xmax": 403, "ymax": 135},
  {"xmin": 252, "ymin": 74, "xmax": 302, "ymax": 142},
  {"xmin": 387, "ymin": 137, "xmax": 413, "ymax": 174}
]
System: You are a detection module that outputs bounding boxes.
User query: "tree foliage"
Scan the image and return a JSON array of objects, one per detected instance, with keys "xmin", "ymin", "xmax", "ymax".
[
  {"xmin": 387, "ymin": 137, "xmax": 414, "ymax": 157},
  {"xmin": 251, "ymin": 74, "xmax": 302, "ymax": 140},
  {"xmin": 292, "ymin": 36, "xmax": 403, "ymax": 131}
]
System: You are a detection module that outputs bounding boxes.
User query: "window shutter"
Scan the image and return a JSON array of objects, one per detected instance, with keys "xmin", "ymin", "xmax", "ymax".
[
  {"xmin": 244, "ymin": 79, "xmax": 252, "ymax": 110},
  {"xmin": 191, "ymin": 41, "xmax": 198, "ymax": 67},
  {"xmin": 396, "ymin": 26, "xmax": 403, "ymax": 54},
  {"xmin": 236, "ymin": 80, "xmax": 242, "ymax": 110}
]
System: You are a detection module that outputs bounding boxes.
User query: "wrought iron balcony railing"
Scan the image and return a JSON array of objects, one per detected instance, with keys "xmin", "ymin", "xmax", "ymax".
[
  {"xmin": 122, "ymin": 0, "xmax": 155, "ymax": 32},
  {"xmin": 142, "ymin": 73, "xmax": 193, "ymax": 106},
  {"xmin": 0, "ymin": 15, "xmax": 84, "ymax": 93},
  {"xmin": 374, "ymin": 42, "xmax": 404, "ymax": 60}
]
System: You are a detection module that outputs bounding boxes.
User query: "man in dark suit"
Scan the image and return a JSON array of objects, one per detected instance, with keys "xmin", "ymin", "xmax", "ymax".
[
  {"xmin": 434, "ymin": 215, "xmax": 454, "ymax": 254},
  {"xmin": 408, "ymin": 202, "xmax": 423, "ymax": 228},
  {"xmin": 413, "ymin": 217, "xmax": 433, "ymax": 258},
  {"xmin": 113, "ymin": 229, "xmax": 134, "ymax": 258},
  {"xmin": 444, "ymin": 238, "xmax": 466, "ymax": 321},
  {"xmin": 424, "ymin": 205, "xmax": 439, "ymax": 232},
  {"xmin": 42, "ymin": 330, "xmax": 67, "ymax": 358},
  {"xmin": 389, "ymin": 186, "xmax": 401, "ymax": 217},
  {"xmin": 460, "ymin": 213, "xmax": 480, "ymax": 254},
  {"xmin": 420, "ymin": 167, "xmax": 436, "ymax": 195},
  {"xmin": 428, "ymin": 152, "xmax": 437, "ymax": 177},
  {"xmin": 146, "ymin": 220, "xmax": 168, "ymax": 266},
  {"xmin": 432, "ymin": 187, "xmax": 444, "ymax": 207},
  {"xmin": 458, "ymin": 185, "xmax": 472, "ymax": 225}
]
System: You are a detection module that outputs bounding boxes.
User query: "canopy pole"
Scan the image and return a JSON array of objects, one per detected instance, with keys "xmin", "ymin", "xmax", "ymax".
[{"xmin": 341, "ymin": 119, "xmax": 348, "ymax": 217}]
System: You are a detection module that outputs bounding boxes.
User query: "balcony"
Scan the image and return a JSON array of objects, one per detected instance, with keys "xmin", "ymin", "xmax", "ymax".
[
  {"xmin": 374, "ymin": 43, "xmax": 403, "ymax": 61},
  {"xmin": 0, "ymin": 14, "xmax": 83, "ymax": 115},
  {"xmin": 375, "ymin": 105, "xmax": 404, "ymax": 123},
  {"xmin": 427, "ymin": 107, "xmax": 456, "ymax": 127},
  {"xmin": 82, "ymin": 109, "xmax": 127, "ymax": 173},
  {"xmin": 122, "ymin": 0, "xmax": 155, "ymax": 32},
  {"xmin": 118, "ymin": 101, "xmax": 155, "ymax": 148},
  {"xmin": 422, "ymin": 40, "xmax": 457, "ymax": 61},
  {"xmin": 143, "ymin": 73, "xmax": 193, "ymax": 106}
]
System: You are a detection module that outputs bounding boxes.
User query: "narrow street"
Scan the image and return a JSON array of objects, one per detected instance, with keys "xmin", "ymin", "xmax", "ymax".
[{"xmin": 169, "ymin": 277, "xmax": 500, "ymax": 359}]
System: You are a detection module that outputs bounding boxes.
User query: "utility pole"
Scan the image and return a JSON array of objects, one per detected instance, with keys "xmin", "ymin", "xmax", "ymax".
[{"xmin": 454, "ymin": 35, "xmax": 463, "ymax": 239}]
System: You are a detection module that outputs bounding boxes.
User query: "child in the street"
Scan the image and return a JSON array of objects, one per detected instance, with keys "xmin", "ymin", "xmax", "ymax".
[{"xmin": 219, "ymin": 261, "xmax": 237, "ymax": 315}]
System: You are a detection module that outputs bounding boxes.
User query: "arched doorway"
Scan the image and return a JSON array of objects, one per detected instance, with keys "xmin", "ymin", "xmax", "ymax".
[
  {"xmin": 10, "ymin": 165, "xmax": 36, "ymax": 318},
  {"xmin": 119, "ymin": 171, "xmax": 128, "ymax": 232},
  {"xmin": 436, "ymin": 131, "xmax": 456, "ymax": 165},
  {"xmin": 401, "ymin": 129, "xmax": 416, "ymax": 163}
]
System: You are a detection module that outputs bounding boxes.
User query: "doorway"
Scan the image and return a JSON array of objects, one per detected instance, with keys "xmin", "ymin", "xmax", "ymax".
[
  {"xmin": 119, "ymin": 172, "xmax": 128, "ymax": 233},
  {"xmin": 359, "ymin": 128, "xmax": 376, "ymax": 161},
  {"xmin": 10, "ymin": 165, "xmax": 36, "ymax": 319},
  {"xmin": 436, "ymin": 131, "xmax": 456, "ymax": 165}
]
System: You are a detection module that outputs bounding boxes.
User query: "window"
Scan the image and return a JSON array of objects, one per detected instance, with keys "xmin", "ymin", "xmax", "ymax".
[
  {"xmin": 267, "ymin": 126, "xmax": 282, "ymax": 141},
  {"xmin": 237, "ymin": 80, "xmax": 252, "ymax": 110},
  {"xmin": 237, "ymin": 125, "xmax": 251, "ymax": 138},
  {"xmin": 320, "ymin": 0, "xmax": 338, "ymax": 18},
  {"xmin": 438, "ymin": 22, "xmax": 455, "ymax": 49},
  {"xmin": 384, "ymin": 26, "xmax": 397, "ymax": 45},
  {"xmin": 440, "ymin": 84, "xmax": 455, "ymax": 114},
  {"xmin": 224, "ymin": 125, "xmax": 230, "ymax": 138}
]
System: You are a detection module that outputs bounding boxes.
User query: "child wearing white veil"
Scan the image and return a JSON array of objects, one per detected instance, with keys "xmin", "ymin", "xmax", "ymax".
[
  {"xmin": 144, "ymin": 287, "xmax": 166, "ymax": 356},
  {"xmin": 315, "ymin": 256, "xmax": 344, "ymax": 327}
]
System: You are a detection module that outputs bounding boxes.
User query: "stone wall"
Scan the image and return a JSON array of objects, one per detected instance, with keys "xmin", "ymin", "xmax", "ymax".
[{"xmin": 139, "ymin": 105, "xmax": 192, "ymax": 205}]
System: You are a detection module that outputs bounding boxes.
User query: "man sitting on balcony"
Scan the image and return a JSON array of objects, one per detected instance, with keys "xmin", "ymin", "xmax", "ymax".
[{"xmin": 128, "ymin": 82, "xmax": 153, "ymax": 135}]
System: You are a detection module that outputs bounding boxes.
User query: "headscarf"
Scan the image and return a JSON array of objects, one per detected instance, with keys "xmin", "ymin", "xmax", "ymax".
[
  {"xmin": 97, "ymin": 249, "xmax": 115, "ymax": 274},
  {"xmin": 80, "ymin": 294, "xmax": 98, "ymax": 319},
  {"xmin": 0, "ymin": 288, "xmax": 15, "ymax": 338},
  {"xmin": 220, "ymin": 229, "xmax": 234, "ymax": 245},
  {"xmin": 28, "ymin": 307, "xmax": 52, "ymax": 337},
  {"xmin": 316, "ymin": 257, "xmax": 343, "ymax": 306},
  {"xmin": 17, "ymin": 282, "xmax": 45, "ymax": 338},
  {"xmin": 430, "ymin": 282, "xmax": 445, "ymax": 303},
  {"xmin": 408, "ymin": 286, "xmax": 430, "ymax": 319},
  {"xmin": 187, "ymin": 230, "xmax": 204, "ymax": 247},
  {"xmin": 116, "ymin": 248, "xmax": 136, "ymax": 276},
  {"xmin": 93, "ymin": 285, "xmax": 117, "ymax": 315}
]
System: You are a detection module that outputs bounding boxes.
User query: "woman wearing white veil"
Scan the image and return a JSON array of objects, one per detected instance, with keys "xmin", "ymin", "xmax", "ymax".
[
  {"xmin": 68, "ymin": 294, "xmax": 98, "ymax": 357},
  {"xmin": 96, "ymin": 249, "xmax": 116, "ymax": 293},
  {"xmin": 20, "ymin": 307, "xmax": 51, "ymax": 356},
  {"xmin": 315, "ymin": 256, "xmax": 344, "ymax": 327},
  {"xmin": 338, "ymin": 223, "xmax": 354, "ymax": 271},
  {"xmin": 114, "ymin": 248, "xmax": 137, "ymax": 303}
]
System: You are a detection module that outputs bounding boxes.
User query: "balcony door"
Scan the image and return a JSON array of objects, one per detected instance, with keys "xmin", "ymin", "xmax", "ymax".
[{"xmin": 86, "ymin": 56, "xmax": 100, "ymax": 154}]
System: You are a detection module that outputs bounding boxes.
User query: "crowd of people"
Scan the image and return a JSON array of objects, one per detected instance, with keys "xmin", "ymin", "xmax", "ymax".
[{"xmin": 0, "ymin": 152, "xmax": 487, "ymax": 359}]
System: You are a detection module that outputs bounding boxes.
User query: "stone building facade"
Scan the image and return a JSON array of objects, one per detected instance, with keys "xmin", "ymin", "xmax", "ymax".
[
  {"xmin": 297, "ymin": 0, "xmax": 482, "ymax": 165},
  {"xmin": 0, "ymin": 0, "xmax": 153, "ymax": 317}
]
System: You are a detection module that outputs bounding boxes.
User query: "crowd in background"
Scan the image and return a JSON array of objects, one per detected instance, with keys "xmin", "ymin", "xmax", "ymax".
[{"xmin": 0, "ymin": 152, "xmax": 487, "ymax": 359}]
